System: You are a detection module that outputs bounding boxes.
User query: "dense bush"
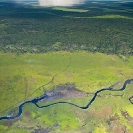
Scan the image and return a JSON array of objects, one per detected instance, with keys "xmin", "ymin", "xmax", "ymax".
[{"xmin": 0, "ymin": 1, "xmax": 133, "ymax": 55}]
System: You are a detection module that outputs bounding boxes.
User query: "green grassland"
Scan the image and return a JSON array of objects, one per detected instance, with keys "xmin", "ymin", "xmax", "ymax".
[
  {"xmin": 103, "ymin": 8, "xmax": 127, "ymax": 13},
  {"xmin": 0, "ymin": 51, "xmax": 133, "ymax": 132},
  {"xmin": 89, "ymin": 14, "xmax": 133, "ymax": 19},
  {"xmin": 53, "ymin": 7, "xmax": 89, "ymax": 12},
  {"xmin": 69, "ymin": 14, "xmax": 133, "ymax": 20}
]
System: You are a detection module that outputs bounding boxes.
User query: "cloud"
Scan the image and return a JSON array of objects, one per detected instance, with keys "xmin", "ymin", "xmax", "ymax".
[
  {"xmin": 4, "ymin": 0, "xmax": 36, "ymax": 4},
  {"xmin": 5, "ymin": 0, "xmax": 85, "ymax": 6},
  {"xmin": 38, "ymin": 0, "xmax": 85, "ymax": 6}
]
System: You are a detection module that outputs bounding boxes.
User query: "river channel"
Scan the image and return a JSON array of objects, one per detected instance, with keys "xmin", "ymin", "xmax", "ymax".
[{"xmin": 0, "ymin": 79, "xmax": 133, "ymax": 121}]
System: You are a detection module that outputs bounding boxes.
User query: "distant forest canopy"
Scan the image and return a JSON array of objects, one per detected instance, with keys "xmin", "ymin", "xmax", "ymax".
[{"xmin": 0, "ymin": 1, "xmax": 133, "ymax": 55}]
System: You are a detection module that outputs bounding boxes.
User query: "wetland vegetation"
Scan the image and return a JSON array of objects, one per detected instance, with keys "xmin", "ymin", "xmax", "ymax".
[
  {"xmin": 0, "ymin": 51, "xmax": 133, "ymax": 132},
  {"xmin": 0, "ymin": 0, "xmax": 133, "ymax": 133}
]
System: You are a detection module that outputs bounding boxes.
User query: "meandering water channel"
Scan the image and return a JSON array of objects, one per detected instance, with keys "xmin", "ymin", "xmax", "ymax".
[{"xmin": 0, "ymin": 79, "xmax": 133, "ymax": 121}]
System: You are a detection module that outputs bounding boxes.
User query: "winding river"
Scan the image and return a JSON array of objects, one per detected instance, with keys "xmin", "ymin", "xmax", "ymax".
[{"xmin": 0, "ymin": 79, "xmax": 133, "ymax": 121}]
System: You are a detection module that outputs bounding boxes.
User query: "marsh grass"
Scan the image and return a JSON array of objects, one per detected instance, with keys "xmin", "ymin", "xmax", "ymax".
[{"xmin": 0, "ymin": 51, "xmax": 133, "ymax": 132}]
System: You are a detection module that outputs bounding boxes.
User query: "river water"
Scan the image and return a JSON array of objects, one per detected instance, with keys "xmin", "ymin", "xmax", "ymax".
[{"xmin": 0, "ymin": 79, "xmax": 133, "ymax": 121}]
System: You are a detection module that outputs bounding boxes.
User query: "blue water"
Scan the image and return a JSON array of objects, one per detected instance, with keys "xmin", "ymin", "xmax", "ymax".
[{"xmin": 0, "ymin": 79, "xmax": 132, "ymax": 121}]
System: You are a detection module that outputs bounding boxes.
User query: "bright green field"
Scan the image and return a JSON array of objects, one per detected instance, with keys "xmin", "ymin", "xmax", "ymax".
[
  {"xmin": 91, "ymin": 15, "xmax": 133, "ymax": 19},
  {"xmin": 53, "ymin": 7, "xmax": 88, "ymax": 12},
  {"xmin": 0, "ymin": 51, "xmax": 133, "ymax": 114},
  {"xmin": 0, "ymin": 51, "xmax": 133, "ymax": 132},
  {"xmin": 68, "ymin": 14, "xmax": 133, "ymax": 20}
]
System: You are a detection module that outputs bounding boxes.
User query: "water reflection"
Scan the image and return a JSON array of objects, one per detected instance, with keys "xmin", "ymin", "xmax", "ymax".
[{"xmin": 38, "ymin": 0, "xmax": 85, "ymax": 6}]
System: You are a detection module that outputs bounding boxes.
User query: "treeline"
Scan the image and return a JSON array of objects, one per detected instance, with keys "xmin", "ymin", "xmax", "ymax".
[{"xmin": 0, "ymin": 2, "xmax": 133, "ymax": 55}]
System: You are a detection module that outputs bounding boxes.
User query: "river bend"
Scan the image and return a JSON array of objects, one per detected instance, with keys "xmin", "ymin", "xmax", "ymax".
[{"xmin": 0, "ymin": 79, "xmax": 133, "ymax": 121}]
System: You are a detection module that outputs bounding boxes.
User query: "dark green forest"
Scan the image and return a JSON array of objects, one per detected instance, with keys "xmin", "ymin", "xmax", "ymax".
[{"xmin": 0, "ymin": 1, "xmax": 133, "ymax": 55}]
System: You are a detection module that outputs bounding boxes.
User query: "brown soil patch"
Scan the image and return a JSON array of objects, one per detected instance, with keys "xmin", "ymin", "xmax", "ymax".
[
  {"xmin": 121, "ymin": 111, "xmax": 133, "ymax": 124},
  {"xmin": 24, "ymin": 111, "xmax": 31, "ymax": 117},
  {"xmin": 3, "ymin": 119, "xmax": 17, "ymax": 127},
  {"xmin": 66, "ymin": 73, "xmax": 73, "ymax": 79},
  {"xmin": 91, "ymin": 105, "xmax": 112, "ymax": 119}
]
